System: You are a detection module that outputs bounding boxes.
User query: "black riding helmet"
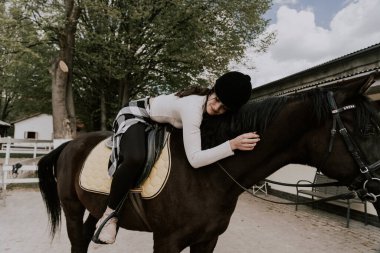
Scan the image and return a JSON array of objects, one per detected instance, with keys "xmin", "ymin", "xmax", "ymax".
[{"xmin": 214, "ymin": 71, "xmax": 252, "ymax": 111}]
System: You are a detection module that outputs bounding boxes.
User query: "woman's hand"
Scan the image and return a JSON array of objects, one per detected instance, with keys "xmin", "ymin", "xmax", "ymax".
[{"xmin": 229, "ymin": 132, "xmax": 260, "ymax": 151}]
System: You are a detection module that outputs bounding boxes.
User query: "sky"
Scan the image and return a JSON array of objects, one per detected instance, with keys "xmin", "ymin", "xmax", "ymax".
[{"xmin": 234, "ymin": 0, "xmax": 380, "ymax": 88}]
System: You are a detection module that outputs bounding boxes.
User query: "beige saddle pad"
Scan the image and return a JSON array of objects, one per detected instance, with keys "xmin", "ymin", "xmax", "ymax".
[{"xmin": 79, "ymin": 134, "xmax": 171, "ymax": 199}]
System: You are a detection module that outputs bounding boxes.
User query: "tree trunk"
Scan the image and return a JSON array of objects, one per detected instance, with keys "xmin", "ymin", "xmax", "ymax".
[
  {"xmin": 51, "ymin": 0, "xmax": 81, "ymax": 139},
  {"xmin": 51, "ymin": 59, "xmax": 70, "ymax": 139}
]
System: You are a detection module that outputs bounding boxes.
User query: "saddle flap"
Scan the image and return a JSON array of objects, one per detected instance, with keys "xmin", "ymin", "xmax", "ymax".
[{"xmin": 79, "ymin": 130, "xmax": 171, "ymax": 199}]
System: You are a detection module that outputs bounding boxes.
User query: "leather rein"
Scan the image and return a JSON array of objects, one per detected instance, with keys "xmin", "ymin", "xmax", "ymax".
[{"xmin": 218, "ymin": 91, "xmax": 380, "ymax": 205}]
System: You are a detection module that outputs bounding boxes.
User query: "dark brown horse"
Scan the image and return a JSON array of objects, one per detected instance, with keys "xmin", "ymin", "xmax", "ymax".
[{"xmin": 38, "ymin": 73, "xmax": 380, "ymax": 253}]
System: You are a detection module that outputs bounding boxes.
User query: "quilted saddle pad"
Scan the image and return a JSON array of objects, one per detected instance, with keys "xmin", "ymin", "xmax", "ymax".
[{"xmin": 79, "ymin": 134, "xmax": 171, "ymax": 199}]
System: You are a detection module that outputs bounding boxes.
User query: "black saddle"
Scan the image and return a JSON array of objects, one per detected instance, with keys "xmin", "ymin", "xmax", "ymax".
[{"xmin": 135, "ymin": 124, "xmax": 170, "ymax": 186}]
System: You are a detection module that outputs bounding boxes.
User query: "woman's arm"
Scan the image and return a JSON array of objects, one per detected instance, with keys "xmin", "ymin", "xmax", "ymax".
[{"xmin": 181, "ymin": 107, "xmax": 260, "ymax": 168}]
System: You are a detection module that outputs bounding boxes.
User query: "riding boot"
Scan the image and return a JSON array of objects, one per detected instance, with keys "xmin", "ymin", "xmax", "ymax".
[{"xmin": 93, "ymin": 206, "xmax": 118, "ymax": 244}]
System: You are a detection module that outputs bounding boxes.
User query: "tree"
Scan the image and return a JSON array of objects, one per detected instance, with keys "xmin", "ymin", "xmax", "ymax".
[
  {"xmin": 0, "ymin": 1, "xmax": 52, "ymax": 122},
  {"xmin": 74, "ymin": 0, "xmax": 273, "ymax": 130},
  {"xmin": 50, "ymin": 1, "xmax": 81, "ymax": 139},
  {"xmin": 1, "ymin": 0, "xmax": 274, "ymax": 133},
  {"xmin": 14, "ymin": 0, "xmax": 81, "ymax": 138}
]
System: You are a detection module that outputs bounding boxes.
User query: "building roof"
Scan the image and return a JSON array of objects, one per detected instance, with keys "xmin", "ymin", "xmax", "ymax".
[
  {"xmin": 0, "ymin": 120, "xmax": 11, "ymax": 127},
  {"xmin": 12, "ymin": 113, "xmax": 51, "ymax": 124},
  {"xmin": 252, "ymin": 42, "xmax": 380, "ymax": 99},
  {"xmin": 269, "ymin": 42, "xmax": 380, "ymax": 84}
]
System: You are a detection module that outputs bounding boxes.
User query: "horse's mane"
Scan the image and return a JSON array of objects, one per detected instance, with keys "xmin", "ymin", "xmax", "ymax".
[
  {"xmin": 201, "ymin": 88, "xmax": 380, "ymax": 149},
  {"xmin": 201, "ymin": 94, "xmax": 289, "ymax": 149}
]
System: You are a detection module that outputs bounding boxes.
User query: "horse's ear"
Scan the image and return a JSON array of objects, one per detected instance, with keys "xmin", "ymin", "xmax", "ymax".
[{"xmin": 334, "ymin": 74, "xmax": 377, "ymax": 103}]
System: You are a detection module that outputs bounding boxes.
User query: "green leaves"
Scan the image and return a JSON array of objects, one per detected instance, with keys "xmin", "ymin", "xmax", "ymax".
[
  {"xmin": 0, "ymin": 0, "xmax": 53, "ymax": 122},
  {"xmin": 0, "ymin": 0, "xmax": 273, "ymax": 130}
]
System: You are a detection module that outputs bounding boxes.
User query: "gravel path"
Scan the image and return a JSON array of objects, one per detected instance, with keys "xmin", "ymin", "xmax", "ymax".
[{"xmin": 1, "ymin": 189, "xmax": 380, "ymax": 253}]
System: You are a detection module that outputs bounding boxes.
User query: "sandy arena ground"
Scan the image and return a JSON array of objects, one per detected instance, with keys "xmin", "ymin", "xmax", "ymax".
[{"xmin": 1, "ymin": 188, "xmax": 380, "ymax": 253}]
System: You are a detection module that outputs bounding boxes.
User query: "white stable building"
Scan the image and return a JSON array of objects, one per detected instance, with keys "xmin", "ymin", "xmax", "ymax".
[{"xmin": 13, "ymin": 113, "xmax": 53, "ymax": 140}]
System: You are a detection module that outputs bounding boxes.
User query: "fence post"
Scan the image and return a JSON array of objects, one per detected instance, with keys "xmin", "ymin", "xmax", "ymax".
[
  {"xmin": 2, "ymin": 137, "xmax": 12, "ymax": 192},
  {"xmin": 1, "ymin": 137, "xmax": 11, "ymax": 206},
  {"xmin": 1, "ymin": 161, "xmax": 4, "ymax": 205},
  {"xmin": 33, "ymin": 142, "xmax": 37, "ymax": 158},
  {"xmin": 1, "ymin": 167, "xmax": 5, "ymax": 206},
  {"xmin": 5, "ymin": 136, "xmax": 11, "ymax": 166}
]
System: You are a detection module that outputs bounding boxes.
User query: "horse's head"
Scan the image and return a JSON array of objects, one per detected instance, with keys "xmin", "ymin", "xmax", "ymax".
[
  {"xmin": 309, "ymin": 74, "xmax": 380, "ymax": 216},
  {"xmin": 201, "ymin": 73, "xmax": 380, "ymax": 215}
]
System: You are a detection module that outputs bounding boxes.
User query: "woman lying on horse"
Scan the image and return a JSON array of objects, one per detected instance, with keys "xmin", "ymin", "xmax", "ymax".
[{"xmin": 93, "ymin": 71, "xmax": 261, "ymax": 244}]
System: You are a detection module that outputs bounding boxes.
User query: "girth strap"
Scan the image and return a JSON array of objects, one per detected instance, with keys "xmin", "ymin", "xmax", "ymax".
[{"xmin": 129, "ymin": 191, "xmax": 153, "ymax": 231}]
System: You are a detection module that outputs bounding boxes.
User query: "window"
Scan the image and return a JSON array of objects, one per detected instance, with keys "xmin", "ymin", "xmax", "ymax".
[{"xmin": 24, "ymin": 131, "xmax": 37, "ymax": 139}]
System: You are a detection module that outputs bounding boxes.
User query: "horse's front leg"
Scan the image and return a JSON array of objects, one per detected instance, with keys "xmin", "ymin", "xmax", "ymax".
[{"xmin": 190, "ymin": 237, "xmax": 219, "ymax": 253}]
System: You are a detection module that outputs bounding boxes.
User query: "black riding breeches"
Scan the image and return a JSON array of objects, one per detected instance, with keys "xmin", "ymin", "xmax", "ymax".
[{"xmin": 108, "ymin": 122, "xmax": 147, "ymax": 210}]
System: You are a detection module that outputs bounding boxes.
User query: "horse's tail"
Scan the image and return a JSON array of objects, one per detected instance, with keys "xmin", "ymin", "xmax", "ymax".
[{"xmin": 37, "ymin": 141, "xmax": 70, "ymax": 237}]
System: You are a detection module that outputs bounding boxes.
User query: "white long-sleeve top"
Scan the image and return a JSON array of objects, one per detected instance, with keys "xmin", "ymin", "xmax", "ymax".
[{"xmin": 149, "ymin": 93, "xmax": 234, "ymax": 168}]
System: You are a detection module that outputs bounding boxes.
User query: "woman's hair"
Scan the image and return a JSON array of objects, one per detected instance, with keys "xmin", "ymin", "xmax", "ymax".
[{"xmin": 175, "ymin": 85, "xmax": 213, "ymax": 97}]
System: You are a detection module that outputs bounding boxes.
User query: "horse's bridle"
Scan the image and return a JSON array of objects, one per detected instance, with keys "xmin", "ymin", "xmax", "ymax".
[
  {"xmin": 217, "ymin": 90, "xmax": 380, "ymax": 205},
  {"xmin": 326, "ymin": 91, "xmax": 380, "ymax": 202}
]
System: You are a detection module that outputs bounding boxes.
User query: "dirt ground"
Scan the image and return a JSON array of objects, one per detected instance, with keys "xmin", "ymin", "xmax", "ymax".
[{"xmin": 1, "ymin": 188, "xmax": 380, "ymax": 253}]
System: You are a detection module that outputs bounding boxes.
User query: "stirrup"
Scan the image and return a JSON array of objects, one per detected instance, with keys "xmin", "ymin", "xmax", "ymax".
[{"xmin": 92, "ymin": 211, "xmax": 118, "ymax": 244}]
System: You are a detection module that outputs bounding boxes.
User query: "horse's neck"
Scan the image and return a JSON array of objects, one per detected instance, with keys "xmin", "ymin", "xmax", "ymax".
[
  {"xmin": 236, "ymin": 99, "xmax": 315, "ymax": 188},
  {"xmin": 171, "ymin": 98, "xmax": 315, "ymax": 195}
]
